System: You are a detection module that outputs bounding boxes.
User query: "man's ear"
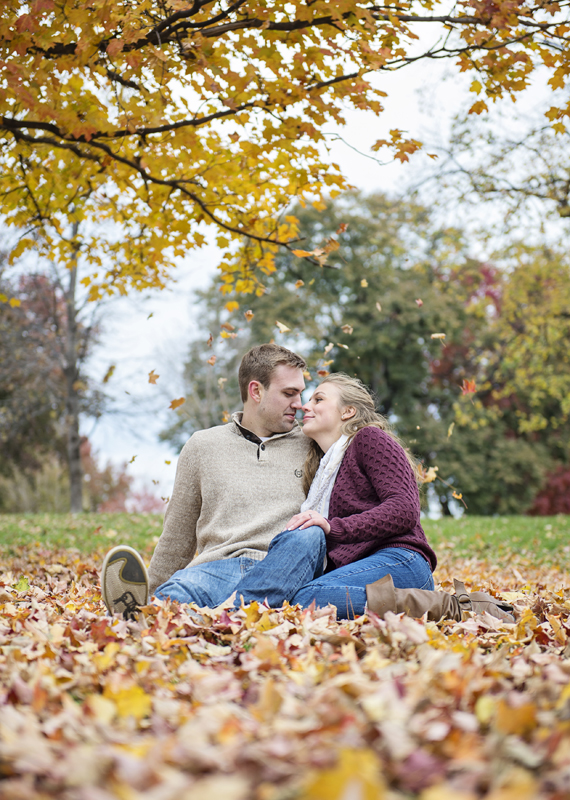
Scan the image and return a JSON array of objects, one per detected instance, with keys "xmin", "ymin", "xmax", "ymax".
[{"xmin": 248, "ymin": 380, "xmax": 263, "ymax": 405}]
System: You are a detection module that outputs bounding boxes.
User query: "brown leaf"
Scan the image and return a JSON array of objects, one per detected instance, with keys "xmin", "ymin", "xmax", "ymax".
[{"xmin": 169, "ymin": 397, "xmax": 186, "ymax": 409}]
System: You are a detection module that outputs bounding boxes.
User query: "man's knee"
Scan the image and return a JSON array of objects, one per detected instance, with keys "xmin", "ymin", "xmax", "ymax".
[{"xmin": 271, "ymin": 525, "xmax": 326, "ymax": 555}]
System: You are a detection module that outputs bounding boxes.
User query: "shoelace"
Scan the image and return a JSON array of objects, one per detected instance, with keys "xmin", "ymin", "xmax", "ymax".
[{"xmin": 113, "ymin": 590, "xmax": 140, "ymax": 620}]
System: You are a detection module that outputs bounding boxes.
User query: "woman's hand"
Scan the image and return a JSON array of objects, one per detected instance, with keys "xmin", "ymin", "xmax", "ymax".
[{"xmin": 286, "ymin": 510, "xmax": 331, "ymax": 534}]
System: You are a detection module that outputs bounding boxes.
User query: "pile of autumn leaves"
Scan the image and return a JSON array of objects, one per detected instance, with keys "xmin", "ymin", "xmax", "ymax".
[{"xmin": 2, "ymin": 546, "xmax": 570, "ymax": 800}]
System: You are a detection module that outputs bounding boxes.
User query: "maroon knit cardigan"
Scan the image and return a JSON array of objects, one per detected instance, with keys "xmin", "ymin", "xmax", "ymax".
[{"xmin": 325, "ymin": 426, "xmax": 437, "ymax": 572}]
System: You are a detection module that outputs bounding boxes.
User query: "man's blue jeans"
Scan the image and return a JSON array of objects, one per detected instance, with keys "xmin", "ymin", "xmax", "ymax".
[
  {"xmin": 155, "ymin": 526, "xmax": 434, "ymax": 618},
  {"xmin": 155, "ymin": 526, "xmax": 326, "ymax": 608}
]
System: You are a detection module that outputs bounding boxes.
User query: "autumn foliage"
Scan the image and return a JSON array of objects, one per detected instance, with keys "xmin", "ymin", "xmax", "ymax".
[
  {"xmin": 2, "ymin": 542, "xmax": 570, "ymax": 798},
  {"xmin": 2, "ymin": 0, "xmax": 570, "ymax": 296}
]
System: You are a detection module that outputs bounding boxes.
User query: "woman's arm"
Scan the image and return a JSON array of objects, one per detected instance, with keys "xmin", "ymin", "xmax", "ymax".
[{"xmin": 326, "ymin": 427, "xmax": 421, "ymax": 545}]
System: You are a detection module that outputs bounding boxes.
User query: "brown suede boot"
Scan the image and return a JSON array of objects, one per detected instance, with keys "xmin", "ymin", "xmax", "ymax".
[{"xmin": 365, "ymin": 575, "xmax": 515, "ymax": 623}]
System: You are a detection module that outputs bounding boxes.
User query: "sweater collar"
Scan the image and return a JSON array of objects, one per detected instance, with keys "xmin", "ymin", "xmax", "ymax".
[{"xmin": 231, "ymin": 411, "xmax": 302, "ymax": 444}]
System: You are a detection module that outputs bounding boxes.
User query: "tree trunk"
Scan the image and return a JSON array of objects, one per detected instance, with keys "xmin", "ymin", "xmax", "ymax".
[{"xmin": 64, "ymin": 223, "xmax": 83, "ymax": 513}]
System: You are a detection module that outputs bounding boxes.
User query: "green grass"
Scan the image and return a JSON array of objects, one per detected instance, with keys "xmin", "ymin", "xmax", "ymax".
[
  {"xmin": 423, "ymin": 514, "xmax": 570, "ymax": 566},
  {"xmin": 1, "ymin": 512, "xmax": 569, "ymax": 567},
  {"xmin": 0, "ymin": 512, "xmax": 162, "ymax": 557}
]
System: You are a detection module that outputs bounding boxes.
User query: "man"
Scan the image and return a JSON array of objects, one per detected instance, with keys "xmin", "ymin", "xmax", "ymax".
[{"xmin": 101, "ymin": 343, "xmax": 325, "ymax": 617}]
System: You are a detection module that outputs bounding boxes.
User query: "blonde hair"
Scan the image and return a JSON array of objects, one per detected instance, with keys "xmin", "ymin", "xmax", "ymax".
[{"xmin": 302, "ymin": 373, "xmax": 419, "ymax": 494}]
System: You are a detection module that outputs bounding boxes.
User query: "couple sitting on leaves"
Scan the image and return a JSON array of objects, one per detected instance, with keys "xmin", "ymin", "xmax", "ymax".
[{"xmin": 101, "ymin": 344, "xmax": 514, "ymax": 625}]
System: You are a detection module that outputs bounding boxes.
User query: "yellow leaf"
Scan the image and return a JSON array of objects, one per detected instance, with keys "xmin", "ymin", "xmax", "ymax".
[
  {"xmin": 225, "ymin": 301, "xmax": 239, "ymax": 312},
  {"xmin": 294, "ymin": 280, "xmax": 305, "ymax": 289},
  {"xmin": 128, "ymin": 455, "xmax": 137, "ymax": 464},
  {"xmin": 303, "ymin": 748, "xmax": 385, "ymax": 800},
  {"xmin": 104, "ymin": 684, "xmax": 152, "ymax": 720},
  {"xmin": 148, "ymin": 369, "xmax": 159, "ymax": 384},
  {"xmin": 276, "ymin": 320, "xmax": 291, "ymax": 333},
  {"xmin": 292, "ymin": 249, "xmax": 313, "ymax": 258},
  {"xmin": 447, "ymin": 422, "xmax": 455, "ymax": 438},
  {"xmin": 470, "ymin": 79, "xmax": 483, "ymax": 94},
  {"xmin": 244, "ymin": 309, "xmax": 254, "ymax": 321},
  {"xmin": 9, "ymin": 298, "xmax": 21, "ymax": 308},
  {"xmin": 169, "ymin": 397, "xmax": 186, "ymax": 409},
  {"xmin": 495, "ymin": 699, "xmax": 536, "ymax": 736},
  {"xmin": 360, "ymin": 279, "xmax": 368, "ymax": 287}
]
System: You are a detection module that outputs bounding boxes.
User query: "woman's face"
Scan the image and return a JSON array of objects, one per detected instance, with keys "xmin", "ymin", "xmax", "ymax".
[{"xmin": 301, "ymin": 382, "xmax": 345, "ymax": 440}]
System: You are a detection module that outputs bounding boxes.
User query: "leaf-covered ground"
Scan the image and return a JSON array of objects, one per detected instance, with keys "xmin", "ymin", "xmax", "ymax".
[{"xmin": 2, "ymin": 542, "xmax": 570, "ymax": 799}]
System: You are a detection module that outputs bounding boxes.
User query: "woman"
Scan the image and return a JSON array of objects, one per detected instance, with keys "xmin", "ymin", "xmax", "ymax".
[{"xmin": 228, "ymin": 373, "xmax": 512, "ymax": 621}]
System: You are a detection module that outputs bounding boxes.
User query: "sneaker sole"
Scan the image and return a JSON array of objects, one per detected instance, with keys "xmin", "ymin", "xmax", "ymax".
[{"xmin": 101, "ymin": 545, "xmax": 149, "ymax": 615}]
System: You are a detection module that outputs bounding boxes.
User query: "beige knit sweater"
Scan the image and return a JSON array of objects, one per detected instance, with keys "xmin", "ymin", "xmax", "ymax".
[{"xmin": 148, "ymin": 414, "xmax": 310, "ymax": 594}]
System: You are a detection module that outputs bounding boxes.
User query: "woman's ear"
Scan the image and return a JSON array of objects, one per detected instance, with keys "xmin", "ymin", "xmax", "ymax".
[{"xmin": 341, "ymin": 406, "xmax": 356, "ymax": 420}]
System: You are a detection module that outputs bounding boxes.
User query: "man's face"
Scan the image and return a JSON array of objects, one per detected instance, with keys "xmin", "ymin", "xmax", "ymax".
[{"xmin": 256, "ymin": 365, "xmax": 305, "ymax": 436}]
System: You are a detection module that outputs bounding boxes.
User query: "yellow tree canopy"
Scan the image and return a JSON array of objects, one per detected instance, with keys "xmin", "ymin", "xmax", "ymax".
[{"xmin": 1, "ymin": 0, "xmax": 569, "ymax": 297}]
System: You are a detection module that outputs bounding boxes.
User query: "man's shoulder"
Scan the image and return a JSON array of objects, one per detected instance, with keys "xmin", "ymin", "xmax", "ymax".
[{"xmin": 182, "ymin": 423, "xmax": 236, "ymax": 450}]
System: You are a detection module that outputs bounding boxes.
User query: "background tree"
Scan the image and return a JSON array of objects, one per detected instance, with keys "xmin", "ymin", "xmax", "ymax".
[
  {"xmin": 2, "ymin": 0, "xmax": 570, "ymax": 298},
  {"xmin": 0, "ymin": 252, "xmax": 107, "ymax": 511},
  {"xmin": 163, "ymin": 192, "xmax": 570, "ymax": 514}
]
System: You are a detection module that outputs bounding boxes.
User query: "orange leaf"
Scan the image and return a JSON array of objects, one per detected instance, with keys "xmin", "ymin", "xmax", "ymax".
[
  {"xmin": 169, "ymin": 397, "xmax": 186, "ymax": 409},
  {"xmin": 207, "ymin": 355, "xmax": 217, "ymax": 366},
  {"xmin": 148, "ymin": 369, "xmax": 159, "ymax": 384},
  {"xmin": 244, "ymin": 309, "xmax": 254, "ymax": 321},
  {"xmin": 461, "ymin": 379, "xmax": 477, "ymax": 395}
]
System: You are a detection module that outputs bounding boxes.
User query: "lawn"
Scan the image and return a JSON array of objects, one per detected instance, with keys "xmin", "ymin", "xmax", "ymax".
[
  {"xmin": 2, "ymin": 513, "xmax": 570, "ymax": 799},
  {"xmin": 1, "ymin": 511, "xmax": 568, "ymax": 567}
]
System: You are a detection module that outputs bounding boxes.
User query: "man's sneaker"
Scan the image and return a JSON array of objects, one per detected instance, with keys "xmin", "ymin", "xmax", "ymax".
[{"xmin": 101, "ymin": 545, "xmax": 149, "ymax": 620}]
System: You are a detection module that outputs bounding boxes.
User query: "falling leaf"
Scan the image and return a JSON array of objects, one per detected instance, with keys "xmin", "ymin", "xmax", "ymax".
[
  {"xmin": 221, "ymin": 330, "xmax": 238, "ymax": 339},
  {"xmin": 336, "ymin": 222, "xmax": 349, "ymax": 234},
  {"xmin": 336, "ymin": 343, "xmax": 349, "ymax": 349},
  {"xmin": 447, "ymin": 422, "xmax": 455, "ymax": 438},
  {"xmin": 341, "ymin": 324, "xmax": 353, "ymax": 334},
  {"xmin": 164, "ymin": 460, "xmax": 171, "ymax": 465},
  {"xmin": 322, "ymin": 360, "xmax": 334, "ymax": 367},
  {"xmin": 218, "ymin": 377, "xmax": 228, "ymax": 389},
  {"xmin": 169, "ymin": 397, "xmax": 186, "ymax": 409},
  {"xmin": 317, "ymin": 369, "xmax": 330, "ymax": 377},
  {"xmin": 128, "ymin": 455, "xmax": 137, "ymax": 463},
  {"xmin": 161, "ymin": 495, "xmax": 170, "ymax": 502},
  {"xmin": 415, "ymin": 298, "xmax": 423, "ymax": 307},
  {"xmin": 461, "ymin": 379, "xmax": 477, "ymax": 395},
  {"xmin": 244, "ymin": 310, "xmax": 254, "ymax": 321},
  {"xmin": 375, "ymin": 302, "xmax": 382, "ymax": 312},
  {"xmin": 148, "ymin": 370, "xmax": 159, "ymax": 384},
  {"xmin": 360, "ymin": 279, "xmax": 368, "ymax": 288},
  {"xmin": 221, "ymin": 410, "xmax": 230, "ymax": 423},
  {"xmin": 303, "ymin": 370, "xmax": 312, "ymax": 379},
  {"xmin": 225, "ymin": 301, "xmax": 239, "ymax": 312},
  {"xmin": 102, "ymin": 365, "xmax": 116, "ymax": 384},
  {"xmin": 152, "ymin": 479, "xmax": 159, "ymax": 485},
  {"xmin": 207, "ymin": 355, "xmax": 217, "ymax": 366},
  {"xmin": 147, "ymin": 312, "xmax": 154, "ymax": 320},
  {"xmin": 207, "ymin": 333, "xmax": 214, "ymax": 347},
  {"xmin": 418, "ymin": 465, "xmax": 438, "ymax": 483},
  {"xmin": 276, "ymin": 321, "xmax": 291, "ymax": 333},
  {"xmin": 221, "ymin": 322, "xmax": 235, "ymax": 331},
  {"xmin": 324, "ymin": 343, "xmax": 334, "ymax": 355},
  {"xmin": 431, "ymin": 333, "xmax": 446, "ymax": 340},
  {"xmin": 294, "ymin": 280, "xmax": 305, "ymax": 289}
]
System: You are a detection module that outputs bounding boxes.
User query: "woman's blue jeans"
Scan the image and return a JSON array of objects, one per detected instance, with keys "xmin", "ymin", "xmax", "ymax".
[{"xmin": 155, "ymin": 526, "xmax": 434, "ymax": 618}]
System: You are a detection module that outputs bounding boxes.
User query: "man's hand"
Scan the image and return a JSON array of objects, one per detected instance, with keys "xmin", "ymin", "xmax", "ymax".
[{"xmin": 286, "ymin": 510, "xmax": 330, "ymax": 534}]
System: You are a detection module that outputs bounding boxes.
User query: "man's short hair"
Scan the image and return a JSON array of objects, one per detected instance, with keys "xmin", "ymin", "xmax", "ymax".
[{"xmin": 238, "ymin": 344, "xmax": 306, "ymax": 402}]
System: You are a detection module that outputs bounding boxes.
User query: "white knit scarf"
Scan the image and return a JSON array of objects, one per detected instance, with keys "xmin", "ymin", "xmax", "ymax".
[{"xmin": 300, "ymin": 434, "xmax": 350, "ymax": 518}]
